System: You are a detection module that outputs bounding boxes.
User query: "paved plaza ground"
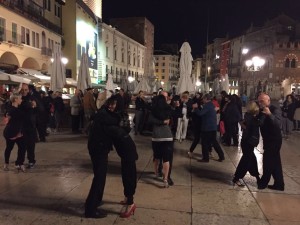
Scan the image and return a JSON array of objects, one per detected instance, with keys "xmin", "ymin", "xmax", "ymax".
[{"xmin": 0, "ymin": 122, "xmax": 300, "ymax": 225}]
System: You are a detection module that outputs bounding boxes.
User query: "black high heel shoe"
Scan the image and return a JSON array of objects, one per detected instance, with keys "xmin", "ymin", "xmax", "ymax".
[{"xmin": 232, "ymin": 178, "xmax": 245, "ymax": 187}]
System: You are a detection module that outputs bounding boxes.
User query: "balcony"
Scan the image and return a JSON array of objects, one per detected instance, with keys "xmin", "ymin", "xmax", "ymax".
[
  {"xmin": 41, "ymin": 47, "xmax": 52, "ymax": 56},
  {"xmin": 0, "ymin": 0, "xmax": 62, "ymax": 35},
  {"xmin": 0, "ymin": 30, "xmax": 23, "ymax": 46}
]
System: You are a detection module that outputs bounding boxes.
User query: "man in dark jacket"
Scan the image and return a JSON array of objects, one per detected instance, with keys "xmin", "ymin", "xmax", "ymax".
[
  {"xmin": 192, "ymin": 94, "xmax": 225, "ymax": 162},
  {"xmin": 20, "ymin": 84, "xmax": 38, "ymax": 169},
  {"xmin": 257, "ymin": 93, "xmax": 284, "ymax": 191}
]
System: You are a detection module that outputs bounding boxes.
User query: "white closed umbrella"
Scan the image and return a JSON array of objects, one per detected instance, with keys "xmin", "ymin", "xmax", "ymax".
[
  {"xmin": 177, "ymin": 42, "xmax": 195, "ymax": 95},
  {"xmin": 105, "ymin": 73, "xmax": 115, "ymax": 98},
  {"xmin": 120, "ymin": 75, "xmax": 128, "ymax": 91},
  {"xmin": 77, "ymin": 52, "xmax": 91, "ymax": 91},
  {"xmin": 223, "ymin": 74, "xmax": 230, "ymax": 93},
  {"xmin": 50, "ymin": 43, "xmax": 66, "ymax": 92},
  {"xmin": 128, "ymin": 79, "xmax": 138, "ymax": 92},
  {"xmin": 134, "ymin": 76, "xmax": 151, "ymax": 94}
]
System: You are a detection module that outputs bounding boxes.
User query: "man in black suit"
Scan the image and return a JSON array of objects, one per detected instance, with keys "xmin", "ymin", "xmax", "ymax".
[{"xmin": 257, "ymin": 93, "xmax": 284, "ymax": 191}]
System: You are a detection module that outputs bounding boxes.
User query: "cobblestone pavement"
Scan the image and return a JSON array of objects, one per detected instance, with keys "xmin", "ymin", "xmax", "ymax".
[{"xmin": 0, "ymin": 123, "xmax": 300, "ymax": 225}]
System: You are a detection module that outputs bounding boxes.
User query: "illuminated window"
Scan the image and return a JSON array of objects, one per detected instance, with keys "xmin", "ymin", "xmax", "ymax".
[
  {"xmin": 43, "ymin": 0, "xmax": 51, "ymax": 11},
  {"xmin": 32, "ymin": 31, "xmax": 36, "ymax": 47},
  {"xmin": 0, "ymin": 18, "xmax": 6, "ymax": 41},
  {"xmin": 36, "ymin": 33, "xmax": 39, "ymax": 48},
  {"xmin": 55, "ymin": 4, "xmax": 61, "ymax": 18},
  {"xmin": 12, "ymin": 23, "xmax": 17, "ymax": 44}
]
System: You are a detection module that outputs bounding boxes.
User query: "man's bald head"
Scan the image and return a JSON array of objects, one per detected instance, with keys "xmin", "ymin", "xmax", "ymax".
[{"xmin": 258, "ymin": 93, "xmax": 270, "ymax": 108}]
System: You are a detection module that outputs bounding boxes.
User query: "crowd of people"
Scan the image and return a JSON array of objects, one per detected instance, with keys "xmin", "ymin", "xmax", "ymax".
[{"xmin": 2, "ymin": 84, "xmax": 297, "ymax": 219}]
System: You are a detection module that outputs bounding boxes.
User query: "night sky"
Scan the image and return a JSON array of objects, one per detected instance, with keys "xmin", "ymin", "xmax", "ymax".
[{"xmin": 102, "ymin": 0, "xmax": 300, "ymax": 57}]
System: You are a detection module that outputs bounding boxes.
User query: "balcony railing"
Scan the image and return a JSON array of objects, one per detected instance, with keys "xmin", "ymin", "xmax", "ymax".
[
  {"xmin": 0, "ymin": 0, "xmax": 62, "ymax": 35},
  {"xmin": 41, "ymin": 47, "xmax": 52, "ymax": 56},
  {"xmin": 0, "ymin": 30, "xmax": 23, "ymax": 46}
]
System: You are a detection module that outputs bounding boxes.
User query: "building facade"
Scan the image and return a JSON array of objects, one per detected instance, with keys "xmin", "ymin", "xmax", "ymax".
[
  {"xmin": 62, "ymin": 0, "xmax": 146, "ymax": 87},
  {"xmin": 0, "ymin": 0, "xmax": 63, "ymax": 74},
  {"xmin": 99, "ymin": 23, "xmax": 146, "ymax": 84},
  {"xmin": 109, "ymin": 17, "xmax": 154, "ymax": 77},
  {"xmin": 82, "ymin": 0, "xmax": 102, "ymax": 19},
  {"xmin": 205, "ymin": 14, "xmax": 300, "ymax": 99},
  {"xmin": 239, "ymin": 14, "xmax": 300, "ymax": 99},
  {"xmin": 154, "ymin": 50, "xmax": 179, "ymax": 91}
]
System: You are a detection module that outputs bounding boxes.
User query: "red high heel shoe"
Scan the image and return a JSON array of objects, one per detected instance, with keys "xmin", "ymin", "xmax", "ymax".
[{"xmin": 120, "ymin": 204, "xmax": 136, "ymax": 218}]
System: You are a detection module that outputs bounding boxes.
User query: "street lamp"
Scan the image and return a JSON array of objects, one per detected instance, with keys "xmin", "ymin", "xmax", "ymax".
[
  {"xmin": 128, "ymin": 75, "xmax": 135, "ymax": 83},
  {"xmin": 50, "ymin": 57, "xmax": 69, "ymax": 65},
  {"xmin": 242, "ymin": 48, "xmax": 249, "ymax": 55},
  {"xmin": 196, "ymin": 80, "xmax": 201, "ymax": 92},
  {"xmin": 245, "ymin": 56, "xmax": 265, "ymax": 99}
]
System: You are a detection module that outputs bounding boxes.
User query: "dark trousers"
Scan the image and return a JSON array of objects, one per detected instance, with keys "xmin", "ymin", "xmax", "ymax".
[
  {"xmin": 134, "ymin": 110, "xmax": 144, "ymax": 133},
  {"xmin": 224, "ymin": 122, "xmax": 238, "ymax": 145},
  {"xmin": 201, "ymin": 131, "xmax": 224, "ymax": 161},
  {"xmin": 85, "ymin": 152, "xmax": 108, "ymax": 215},
  {"xmin": 190, "ymin": 129, "xmax": 201, "ymax": 152},
  {"xmin": 37, "ymin": 113, "xmax": 48, "ymax": 141},
  {"xmin": 4, "ymin": 137, "xmax": 26, "ymax": 165},
  {"xmin": 71, "ymin": 115, "xmax": 80, "ymax": 132},
  {"xmin": 234, "ymin": 141, "xmax": 259, "ymax": 179},
  {"xmin": 121, "ymin": 160, "xmax": 137, "ymax": 205},
  {"xmin": 23, "ymin": 131, "xmax": 36, "ymax": 164},
  {"xmin": 260, "ymin": 143, "xmax": 284, "ymax": 187}
]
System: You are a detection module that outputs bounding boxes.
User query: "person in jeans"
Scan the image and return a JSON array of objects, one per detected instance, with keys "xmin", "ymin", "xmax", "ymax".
[
  {"xmin": 188, "ymin": 93, "xmax": 203, "ymax": 157},
  {"xmin": 134, "ymin": 90, "xmax": 147, "ymax": 135},
  {"xmin": 70, "ymin": 89, "xmax": 82, "ymax": 134},
  {"xmin": 3, "ymin": 93, "xmax": 26, "ymax": 172},
  {"xmin": 192, "ymin": 93, "xmax": 225, "ymax": 162},
  {"xmin": 83, "ymin": 87, "xmax": 97, "ymax": 135}
]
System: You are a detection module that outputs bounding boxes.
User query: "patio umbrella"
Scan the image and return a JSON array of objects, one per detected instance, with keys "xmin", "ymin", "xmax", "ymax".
[
  {"xmin": 77, "ymin": 52, "xmax": 91, "ymax": 91},
  {"xmin": 105, "ymin": 73, "xmax": 115, "ymax": 98},
  {"xmin": 177, "ymin": 42, "xmax": 195, "ymax": 95},
  {"xmin": 120, "ymin": 75, "xmax": 128, "ymax": 91},
  {"xmin": 50, "ymin": 43, "xmax": 66, "ymax": 92},
  {"xmin": 0, "ymin": 71, "xmax": 31, "ymax": 84},
  {"xmin": 0, "ymin": 72, "xmax": 10, "ymax": 83},
  {"xmin": 152, "ymin": 79, "xmax": 162, "ymax": 93},
  {"xmin": 128, "ymin": 79, "xmax": 138, "ymax": 92},
  {"xmin": 134, "ymin": 76, "xmax": 151, "ymax": 94},
  {"xmin": 223, "ymin": 74, "xmax": 230, "ymax": 93}
]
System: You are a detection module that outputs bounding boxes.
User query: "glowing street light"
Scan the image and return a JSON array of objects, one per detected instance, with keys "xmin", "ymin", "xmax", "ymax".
[
  {"xmin": 245, "ymin": 56, "xmax": 265, "ymax": 99},
  {"xmin": 242, "ymin": 48, "xmax": 249, "ymax": 55},
  {"xmin": 128, "ymin": 76, "xmax": 135, "ymax": 83},
  {"xmin": 50, "ymin": 57, "xmax": 69, "ymax": 65}
]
